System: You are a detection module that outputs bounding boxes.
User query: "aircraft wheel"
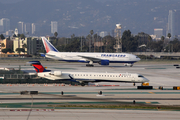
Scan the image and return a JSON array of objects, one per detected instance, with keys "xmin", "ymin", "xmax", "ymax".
[
  {"xmin": 81, "ymin": 83, "xmax": 85, "ymax": 86},
  {"xmin": 86, "ymin": 64, "xmax": 94, "ymax": 67},
  {"xmin": 133, "ymin": 83, "xmax": 135, "ymax": 86}
]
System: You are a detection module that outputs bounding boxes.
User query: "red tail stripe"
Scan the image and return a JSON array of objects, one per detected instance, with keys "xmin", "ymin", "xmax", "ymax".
[
  {"xmin": 43, "ymin": 38, "xmax": 50, "ymax": 53},
  {"xmin": 33, "ymin": 64, "xmax": 45, "ymax": 73}
]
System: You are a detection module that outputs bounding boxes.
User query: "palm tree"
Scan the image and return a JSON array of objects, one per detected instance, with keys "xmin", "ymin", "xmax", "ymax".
[
  {"xmin": 161, "ymin": 36, "xmax": 165, "ymax": 48},
  {"xmin": 0, "ymin": 34, "xmax": 5, "ymax": 40},
  {"xmin": 22, "ymin": 44, "xmax": 27, "ymax": 54},
  {"xmin": 167, "ymin": 33, "xmax": 171, "ymax": 40},
  {"xmin": 20, "ymin": 34, "xmax": 26, "ymax": 39},
  {"xmin": 1, "ymin": 43, "xmax": 5, "ymax": 48},
  {"xmin": 71, "ymin": 34, "xmax": 75, "ymax": 39},
  {"xmin": 54, "ymin": 32, "xmax": 58, "ymax": 38},
  {"xmin": 167, "ymin": 33, "xmax": 171, "ymax": 53},
  {"xmin": 89, "ymin": 30, "xmax": 94, "ymax": 52},
  {"xmin": 16, "ymin": 48, "xmax": 22, "ymax": 56}
]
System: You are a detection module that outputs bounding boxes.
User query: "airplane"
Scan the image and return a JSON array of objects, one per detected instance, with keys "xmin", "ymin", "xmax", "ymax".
[
  {"xmin": 28, "ymin": 61, "xmax": 149, "ymax": 86},
  {"xmin": 41, "ymin": 37, "xmax": 141, "ymax": 67}
]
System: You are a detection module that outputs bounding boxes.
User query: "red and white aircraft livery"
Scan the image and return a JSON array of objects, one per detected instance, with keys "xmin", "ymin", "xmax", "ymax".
[
  {"xmin": 29, "ymin": 61, "xmax": 149, "ymax": 86},
  {"xmin": 41, "ymin": 37, "xmax": 141, "ymax": 67}
]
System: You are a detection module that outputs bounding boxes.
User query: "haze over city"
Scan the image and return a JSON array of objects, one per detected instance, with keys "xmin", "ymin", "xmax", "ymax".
[{"xmin": 0, "ymin": 0, "xmax": 180, "ymax": 37}]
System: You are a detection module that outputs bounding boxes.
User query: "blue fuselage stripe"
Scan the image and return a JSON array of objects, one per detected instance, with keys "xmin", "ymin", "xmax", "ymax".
[{"xmin": 59, "ymin": 60, "xmax": 137, "ymax": 64}]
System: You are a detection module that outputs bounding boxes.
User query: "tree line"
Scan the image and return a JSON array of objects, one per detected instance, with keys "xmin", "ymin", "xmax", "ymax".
[
  {"xmin": 51, "ymin": 30, "xmax": 180, "ymax": 53},
  {"xmin": 1, "ymin": 30, "xmax": 180, "ymax": 55}
]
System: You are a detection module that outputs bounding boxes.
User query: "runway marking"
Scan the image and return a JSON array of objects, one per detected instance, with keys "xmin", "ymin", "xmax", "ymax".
[{"xmin": 149, "ymin": 92, "xmax": 155, "ymax": 94}]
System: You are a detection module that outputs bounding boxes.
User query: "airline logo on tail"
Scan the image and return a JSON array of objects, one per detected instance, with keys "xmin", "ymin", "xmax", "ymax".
[
  {"xmin": 41, "ymin": 37, "xmax": 59, "ymax": 53},
  {"xmin": 29, "ymin": 61, "xmax": 51, "ymax": 73}
]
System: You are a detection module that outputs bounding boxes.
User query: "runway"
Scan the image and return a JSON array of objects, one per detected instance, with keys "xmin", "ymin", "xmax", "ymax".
[
  {"xmin": 1, "ymin": 109, "xmax": 180, "ymax": 120},
  {"xmin": 0, "ymin": 61, "xmax": 180, "ymax": 119}
]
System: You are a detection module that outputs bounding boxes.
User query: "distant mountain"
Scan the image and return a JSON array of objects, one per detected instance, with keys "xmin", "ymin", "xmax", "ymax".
[{"xmin": 0, "ymin": 0, "xmax": 180, "ymax": 37}]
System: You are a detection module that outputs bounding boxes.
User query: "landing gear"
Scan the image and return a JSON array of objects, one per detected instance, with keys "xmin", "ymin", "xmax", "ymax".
[
  {"xmin": 81, "ymin": 82, "xmax": 85, "ymax": 86},
  {"xmin": 86, "ymin": 61, "xmax": 94, "ymax": 67},
  {"xmin": 124, "ymin": 63, "xmax": 133, "ymax": 67},
  {"xmin": 133, "ymin": 83, "xmax": 136, "ymax": 86},
  {"xmin": 86, "ymin": 64, "xmax": 94, "ymax": 67}
]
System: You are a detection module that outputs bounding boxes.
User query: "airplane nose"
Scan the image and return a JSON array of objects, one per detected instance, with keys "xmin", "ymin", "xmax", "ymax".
[{"xmin": 137, "ymin": 57, "xmax": 141, "ymax": 61}]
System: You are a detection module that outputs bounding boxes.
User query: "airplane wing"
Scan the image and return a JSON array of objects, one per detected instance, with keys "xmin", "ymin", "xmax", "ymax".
[{"xmin": 77, "ymin": 55, "xmax": 102, "ymax": 62}]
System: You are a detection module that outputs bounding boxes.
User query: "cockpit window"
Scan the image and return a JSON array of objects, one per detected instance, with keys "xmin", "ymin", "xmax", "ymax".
[
  {"xmin": 138, "ymin": 75, "xmax": 144, "ymax": 77},
  {"xmin": 136, "ymin": 56, "xmax": 139, "ymax": 58}
]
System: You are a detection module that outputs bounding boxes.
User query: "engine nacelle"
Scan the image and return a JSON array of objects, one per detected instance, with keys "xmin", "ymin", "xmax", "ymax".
[
  {"xmin": 52, "ymin": 71, "xmax": 62, "ymax": 76},
  {"xmin": 99, "ymin": 60, "xmax": 109, "ymax": 65}
]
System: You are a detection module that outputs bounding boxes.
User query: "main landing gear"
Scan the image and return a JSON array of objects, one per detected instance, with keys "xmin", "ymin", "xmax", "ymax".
[
  {"xmin": 86, "ymin": 61, "xmax": 94, "ymax": 67},
  {"xmin": 81, "ymin": 82, "xmax": 85, "ymax": 86},
  {"xmin": 133, "ymin": 83, "xmax": 136, "ymax": 86},
  {"xmin": 86, "ymin": 64, "xmax": 94, "ymax": 67},
  {"xmin": 124, "ymin": 63, "xmax": 133, "ymax": 67}
]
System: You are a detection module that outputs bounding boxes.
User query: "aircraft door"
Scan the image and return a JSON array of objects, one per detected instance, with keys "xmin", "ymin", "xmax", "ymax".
[{"xmin": 132, "ymin": 76, "xmax": 135, "ymax": 82}]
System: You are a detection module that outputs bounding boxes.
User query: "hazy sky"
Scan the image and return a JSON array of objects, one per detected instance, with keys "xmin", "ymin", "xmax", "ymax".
[{"xmin": 0, "ymin": 0, "xmax": 23, "ymax": 4}]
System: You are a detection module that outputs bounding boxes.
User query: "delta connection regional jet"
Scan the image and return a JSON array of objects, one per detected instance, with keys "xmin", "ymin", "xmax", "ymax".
[
  {"xmin": 29, "ymin": 61, "xmax": 149, "ymax": 86},
  {"xmin": 41, "ymin": 37, "xmax": 140, "ymax": 67}
]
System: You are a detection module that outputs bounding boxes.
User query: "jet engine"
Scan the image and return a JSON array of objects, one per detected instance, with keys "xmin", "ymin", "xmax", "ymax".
[
  {"xmin": 50, "ymin": 71, "xmax": 62, "ymax": 76},
  {"xmin": 99, "ymin": 60, "xmax": 109, "ymax": 65}
]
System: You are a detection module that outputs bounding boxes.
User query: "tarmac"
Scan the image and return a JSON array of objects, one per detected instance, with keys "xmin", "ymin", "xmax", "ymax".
[{"xmin": 0, "ymin": 60, "xmax": 180, "ymax": 119}]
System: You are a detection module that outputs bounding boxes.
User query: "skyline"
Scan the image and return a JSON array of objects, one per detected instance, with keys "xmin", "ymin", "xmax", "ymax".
[{"xmin": 0, "ymin": 0, "xmax": 180, "ymax": 37}]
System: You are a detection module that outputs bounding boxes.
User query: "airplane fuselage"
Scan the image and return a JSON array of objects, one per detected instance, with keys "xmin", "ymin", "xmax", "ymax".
[
  {"xmin": 41, "ymin": 37, "xmax": 140, "ymax": 66},
  {"xmin": 46, "ymin": 51, "xmax": 140, "ymax": 64},
  {"xmin": 37, "ymin": 71, "xmax": 148, "ymax": 83}
]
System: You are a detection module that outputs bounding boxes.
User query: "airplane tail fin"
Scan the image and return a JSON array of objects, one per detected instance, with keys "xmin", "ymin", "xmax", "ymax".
[
  {"xmin": 41, "ymin": 37, "xmax": 59, "ymax": 53},
  {"xmin": 28, "ymin": 61, "xmax": 51, "ymax": 73}
]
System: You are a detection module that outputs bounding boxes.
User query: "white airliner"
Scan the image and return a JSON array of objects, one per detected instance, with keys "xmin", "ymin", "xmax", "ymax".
[
  {"xmin": 29, "ymin": 61, "xmax": 149, "ymax": 86},
  {"xmin": 41, "ymin": 37, "xmax": 140, "ymax": 67}
]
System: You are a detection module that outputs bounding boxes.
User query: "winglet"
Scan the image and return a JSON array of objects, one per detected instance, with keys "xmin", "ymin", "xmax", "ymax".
[
  {"xmin": 41, "ymin": 37, "xmax": 59, "ymax": 53},
  {"xmin": 28, "ymin": 61, "xmax": 51, "ymax": 73}
]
